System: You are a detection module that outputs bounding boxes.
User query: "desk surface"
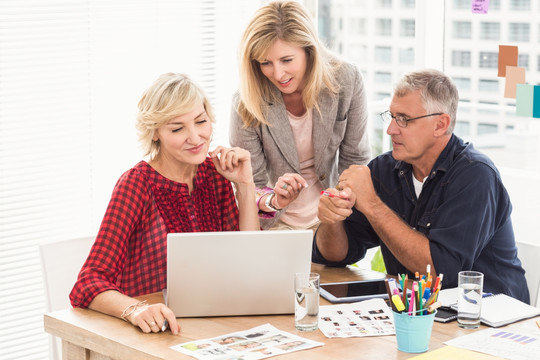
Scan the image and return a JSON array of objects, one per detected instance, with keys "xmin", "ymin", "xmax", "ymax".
[{"xmin": 44, "ymin": 264, "xmax": 496, "ymax": 360}]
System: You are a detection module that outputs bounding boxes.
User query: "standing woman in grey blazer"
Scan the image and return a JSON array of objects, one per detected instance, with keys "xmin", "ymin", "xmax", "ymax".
[{"xmin": 230, "ymin": 0, "xmax": 371, "ymax": 230}]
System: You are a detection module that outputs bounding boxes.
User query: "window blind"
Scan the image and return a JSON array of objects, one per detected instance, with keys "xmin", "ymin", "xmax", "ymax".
[{"xmin": 0, "ymin": 1, "xmax": 264, "ymax": 359}]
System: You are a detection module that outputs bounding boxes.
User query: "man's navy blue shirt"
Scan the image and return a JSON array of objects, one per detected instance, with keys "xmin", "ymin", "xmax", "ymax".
[{"xmin": 313, "ymin": 134, "xmax": 529, "ymax": 303}]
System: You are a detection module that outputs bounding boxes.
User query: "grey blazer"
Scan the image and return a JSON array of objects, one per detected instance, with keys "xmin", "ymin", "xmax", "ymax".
[{"xmin": 229, "ymin": 61, "xmax": 371, "ymax": 227}]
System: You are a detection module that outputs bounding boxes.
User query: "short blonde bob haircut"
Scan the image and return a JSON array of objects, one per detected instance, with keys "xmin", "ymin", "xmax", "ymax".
[
  {"xmin": 136, "ymin": 73, "xmax": 215, "ymax": 159},
  {"xmin": 237, "ymin": 0, "xmax": 341, "ymax": 127}
]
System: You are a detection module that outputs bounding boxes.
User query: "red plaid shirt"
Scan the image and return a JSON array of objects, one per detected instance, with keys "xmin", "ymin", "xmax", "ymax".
[{"xmin": 70, "ymin": 159, "xmax": 239, "ymax": 308}]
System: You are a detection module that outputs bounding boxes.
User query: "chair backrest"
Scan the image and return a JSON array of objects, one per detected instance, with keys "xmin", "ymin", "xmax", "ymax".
[
  {"xmin": 39, "ymin": 235, "xmax": 95, "ymax": 360},
  {"xmin": 516, "ymin": 241, "xmax": 540, "ymax": 307}
]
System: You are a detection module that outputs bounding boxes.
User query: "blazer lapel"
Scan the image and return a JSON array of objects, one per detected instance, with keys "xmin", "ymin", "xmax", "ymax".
[
  {"xmin": 263, "ymin": 92, "xmax": 301, "ymax": 173},
  {"xmin": 312, "ymin": 90, "xmax": 338, "ymax": 174}
]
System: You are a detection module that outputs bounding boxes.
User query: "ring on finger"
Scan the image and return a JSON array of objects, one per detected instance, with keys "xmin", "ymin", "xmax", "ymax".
[{"xmin": 282, "ymin": 183, "xmax": 288, "ymax": 190}]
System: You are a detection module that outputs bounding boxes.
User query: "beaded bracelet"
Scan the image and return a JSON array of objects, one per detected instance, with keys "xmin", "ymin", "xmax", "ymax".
[{"xmin": 120, "ymin": 300, "xmax": 148, "ymax": 322}]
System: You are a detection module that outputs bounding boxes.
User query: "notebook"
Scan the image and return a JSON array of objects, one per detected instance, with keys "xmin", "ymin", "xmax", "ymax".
[
  {"xmin": 440, "ymin": 288, "xmax": 540, "ymax": 327},
  {"xmin": 166, "ymin": 230, "xmax": 313, "ymax": 317}
]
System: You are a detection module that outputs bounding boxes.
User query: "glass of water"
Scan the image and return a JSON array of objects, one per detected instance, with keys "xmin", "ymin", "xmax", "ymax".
[
  {"xmin": 457, "ymin": 271, "xmax": 484, "ymax": 329},
  {"xmin": 294, "ymin": 272, "xmax": 320, "ymax": 331}
]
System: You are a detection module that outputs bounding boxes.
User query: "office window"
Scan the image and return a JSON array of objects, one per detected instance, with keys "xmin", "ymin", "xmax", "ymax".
[
  {"xmin": 348, "ymin": 44, "xmax": 368, "ymax": 63},
  {"xmin": 510, "ymin": 0, "xmax": 530, "ymax": 10},
  {"xmin": 0, "ymin": 1, "xmax": 257, "ymax": 359},
  {"xmin": 399, "ymin": 47, "xmax": 415, "ymax": 64},
  {"xmin": 375, "ymin": 92, "xmax": 392, "ymax": 100},
  {"xmin": 349, "ymin": 18, "xmax": 367, "ymax": 35},
  {"xmin": 374, "ymin": 46, "xmax": 392, "ymax": 63},
  {"xmin": 518, "ymin": 54, "xmax": 529, "ymax": 70},
  {"xmin": 453, "ymin": 21, "xmax": 471, "ymax": 39},
  {"xmin": 455, "ymin": 121, "xmax": 471, "ymax": 136},
  {"xmin": 479, "ymin": 52, "xmax": 498, "ymax": 68},
  {"xmin": 491, "ymin": 0, "xmax": 501, "ymax": 9},
  {"xmin": 453, "ymin": 77, "xmax": 471, "ymax": 91},
  {"xmin": 452, "ymin": 50, "xmax": 471, "ymax": 67},
  {"xmin": 453, "ymin": 0, "xmax": 470, "ymax": 9},
  {"xmin": 480, "ymin": 22, "xmax": 500, "ymax": 40},
  {"xmin": 479, "ymin": 79, "xmax": 499, "ymax": 92},
  {"xmin": 374, "ymin": 71, "xmax": 392, "ymax": 83},
  {"xmin": 377, "ymin": 0, "xmax": 393, "ymax": 8},
  {"xmin": 401, "ymin": 0, "xmax": 415, "ymax": 8},
  {"xmin": 376, "ymin": 18, "xmax": 392, "ymax": 36},
  {"xmin": 509, "ymin": 23, "xmax": 530, "ymax": 42},
  {"xmin": 478, "ymin": 123, "xmax": 498, "ymax": 135},
  {"xmin": 400, "ymin": 19, "xmax": 415, "ymax": 37}
]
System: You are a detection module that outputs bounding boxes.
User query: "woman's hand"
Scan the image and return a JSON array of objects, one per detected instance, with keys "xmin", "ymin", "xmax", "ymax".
[
  {"xmin": 126, "ymin": 302, "xmax": 181, "ymax": 335},
  {"xmin": 272, "ymin": 173, "xmax": 308, "ymax": 209},
  {"xmin": 209, "ymin": 146, "xmax": 254, "ymax": 186}
]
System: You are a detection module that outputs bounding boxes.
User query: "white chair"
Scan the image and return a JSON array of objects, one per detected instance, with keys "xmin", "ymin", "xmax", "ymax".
[
  {"xmin": 516, "ymin": 241, "xmax": 540, "ymax": 307},
  {"xmin": 39, "ymin": 236, "xmax": 95, "ymax": 360}
]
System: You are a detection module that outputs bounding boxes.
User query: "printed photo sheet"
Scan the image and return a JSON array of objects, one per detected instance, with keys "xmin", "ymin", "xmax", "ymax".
[
  {"xmin": 318, "ymin": 298, "xmax": 395, "ymax": 338},
  {"xmin": 171, "ymin": 323, "xmax": 324, "ymax": 360}
]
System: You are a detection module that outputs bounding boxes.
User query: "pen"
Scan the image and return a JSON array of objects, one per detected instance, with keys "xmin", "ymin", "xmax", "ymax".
[
  {"xmin": 320, "ymin": 190, "xmax": 349, "ymax": 200},
  {"xmin": 402, "ymin": 274, "xmax": 408, "ymax": 306},
  {"xmin": 161, "ymin": 319, "xmax": 168, "ymax": 332},
  {"xmin": 384, "ymin": 279, "xmax": 397, "ymax": 312},
  {"xmin": 536, "ymin": 319, "xmax": 540, "ymax": 330}
]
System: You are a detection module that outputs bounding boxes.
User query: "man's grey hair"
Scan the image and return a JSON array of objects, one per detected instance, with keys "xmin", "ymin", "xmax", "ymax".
[{"xmin": 394, "ymin": 69, "xmax": 459, "ymax": 134}]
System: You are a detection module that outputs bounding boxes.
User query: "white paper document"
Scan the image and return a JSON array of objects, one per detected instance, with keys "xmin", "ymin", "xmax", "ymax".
[
  {"xmin": 170, "ymin": 323, "xmax": 324, "ymax": 360},
  {"xmin": 445, "ymin": 319, "xmax": 540, "ymax": 360},
  {"xmin": 318, "ymin": 298, "xmax": 395, "ymax": 338}
]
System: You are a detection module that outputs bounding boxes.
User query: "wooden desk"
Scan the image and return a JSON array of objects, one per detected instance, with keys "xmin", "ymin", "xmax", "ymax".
[{"xmin": 44, "ymin": 264, "xmax": 487, "ymax": 360}]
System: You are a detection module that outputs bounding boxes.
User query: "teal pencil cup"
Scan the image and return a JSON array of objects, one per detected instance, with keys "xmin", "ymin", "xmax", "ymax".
[{"xmin": 392, "ymin": 310, "xmax": 437, "ymax": 353}]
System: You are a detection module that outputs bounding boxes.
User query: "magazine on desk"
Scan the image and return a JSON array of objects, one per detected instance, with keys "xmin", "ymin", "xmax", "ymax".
[
  {"xmin": 170, "ymin": 323, "xmax": 323, "ymax": 360},
  {"xmin": 318, "ymin": 298, "xmax": 395, "ymax": 338},
  {"xmin": 439, "ymin": 288, "xmax": 540, "ymax": 327}
]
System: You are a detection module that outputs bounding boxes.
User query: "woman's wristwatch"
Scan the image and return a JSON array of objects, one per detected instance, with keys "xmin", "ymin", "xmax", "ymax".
[{"xmin": 264, "ymin": 193, "xmax": 281, "ymax": 212}]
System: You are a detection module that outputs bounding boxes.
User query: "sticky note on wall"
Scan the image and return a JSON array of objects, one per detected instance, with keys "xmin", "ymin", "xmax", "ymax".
[
  {"xmin": 472, "ymin": 0, "xmax": 490, "ymax": 14},
  {"xmin": 498, "ymin": 45, "xmax": 518, "ymax": 77},
  {"xmin": 535, "ymin": 86, "xmax": 540, "ymax": 119},
  {"xmin": 516, "ymin": 84, "xmax": 534, "ymax": 117},
  {"xmin": 504, "ymin": 66, "xmax": 525, "ymax": 98}
]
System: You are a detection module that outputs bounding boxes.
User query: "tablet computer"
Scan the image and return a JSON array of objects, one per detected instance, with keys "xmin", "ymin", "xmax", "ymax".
[{"xmin": 320, "ymin": 279, "xmax": 390, "ymax": 303}]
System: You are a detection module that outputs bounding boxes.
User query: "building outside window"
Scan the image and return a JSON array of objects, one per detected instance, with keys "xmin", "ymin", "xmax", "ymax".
[
  {"xmin": 478, "ymin": 79, "xmax": 499, "ymax": 93},
  {"xmin": 374, "ymin": 46, "xmax": 392, "ymax": 63},
  {"xmin": 376, "ymin": 18, "xmax": 392, "ymax": 36},
  {"xmin": 399, "ymin": 47, "xmax": 415, "ymax": 64},
  {"xmin": 510, "ymin": 0, "xmax": 531, "ymax": 11},
  {"xmin": 400, "ymin": 19, "xmax": 415, "ymax": 37},
  {"xmin": 453, "ymin": 21, "xmax": 471, "ymax": 39},
  {"xmin": 518, "ymin": 54, "xmax": 529, "ymax": 70},
  {"xmin": 452, "ymin": 50, "xmax": 471, "ymax": 67},
  {"xmin": 480, "ymin": 22, "xmax": 500, "ymax": 40},
  {"xmin": 508, "ymin": 23, "xmax": 530, "ymax": 42},
  {"xmin": 479, "ymin": 52, "xmax": 498, "ymax": 68}
]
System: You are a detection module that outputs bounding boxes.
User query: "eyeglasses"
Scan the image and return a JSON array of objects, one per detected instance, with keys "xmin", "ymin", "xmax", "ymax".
[{"xmin": 380, "ymin": 110, "xmax": 443, "ymax": 128}]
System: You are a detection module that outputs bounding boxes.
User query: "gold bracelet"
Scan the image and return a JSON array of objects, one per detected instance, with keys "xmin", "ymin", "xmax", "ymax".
[{"xmin": 120, "ymin": 300, "xmax": 148, "ymax": 322}]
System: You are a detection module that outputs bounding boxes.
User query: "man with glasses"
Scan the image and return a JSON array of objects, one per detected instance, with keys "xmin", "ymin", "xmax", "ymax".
[{"xmin": 313, "ymin": 69, "xmax": 529, "ymax": 303}]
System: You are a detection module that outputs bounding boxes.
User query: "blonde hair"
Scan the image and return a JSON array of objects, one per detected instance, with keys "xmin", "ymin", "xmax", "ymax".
[
  {"xmin": 394, "ymin": 69, "xmax": 459, "ymax": 134},
  {"xmin": 237, "ymin": 0, "xmax": 341, "ymax": 127},
  {"xmin": 136, "ymin": 73, "xmax": 215, "ymax": 159}
]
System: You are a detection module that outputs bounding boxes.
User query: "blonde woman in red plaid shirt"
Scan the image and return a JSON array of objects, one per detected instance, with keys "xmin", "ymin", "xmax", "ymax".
[{"xmin": 70, "ymin": 73, "xmax": 259, "ymax": 335}]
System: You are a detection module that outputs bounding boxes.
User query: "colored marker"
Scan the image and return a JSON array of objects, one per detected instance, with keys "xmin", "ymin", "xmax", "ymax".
[
  {"xmin": 392, "ymin": 289, "xmax": 405, "ymax": 312},
  {"xmin": 320, "ymin": 190, "xmax": 349, "ymax": 200}
]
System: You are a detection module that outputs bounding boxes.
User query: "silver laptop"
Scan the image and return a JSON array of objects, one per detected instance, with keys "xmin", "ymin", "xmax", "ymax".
[{"xmin": 166, "ymin": 230, "xmax": 313, "ymax": 317}]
